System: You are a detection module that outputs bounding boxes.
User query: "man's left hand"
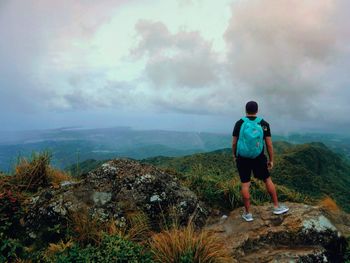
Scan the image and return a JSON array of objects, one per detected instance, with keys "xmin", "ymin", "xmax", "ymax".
[{"xmin": 268, "ymin": 161, "xmax": 274, "ymax": 170}]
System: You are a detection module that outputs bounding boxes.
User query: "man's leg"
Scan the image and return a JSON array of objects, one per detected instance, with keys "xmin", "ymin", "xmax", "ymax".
[
  {"xmin": 264, "ymin": 177, "xmax": 278, "ymax": 208},
  {"xmin": 236, "ymin": 157, "xmax": 252, "ymax": 215},
  {"xmin": 253, "ymin": 155, "xmax": 279, "ymax": 208},
  {"xmin": 241, "ymin": 182, "xmax": 251, "ymax": 213}
]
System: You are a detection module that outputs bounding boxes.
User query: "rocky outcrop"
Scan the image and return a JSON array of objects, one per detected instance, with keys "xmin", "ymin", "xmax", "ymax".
[
  {"xmin": 25, "ymin": 159, "xmax": 209, "ymax": 240},
  {"xmin": 22, "ymin": 159, "xmax": 349, "ymax": 262},
  {"xmin": 206, "ymin": 202, "xmax": 347, "ymax": 262}
]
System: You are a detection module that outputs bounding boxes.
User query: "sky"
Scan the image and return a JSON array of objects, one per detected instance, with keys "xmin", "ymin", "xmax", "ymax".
[{"xmin": 1, "ymin": 0, "xmax": 349, "ymax": 134}]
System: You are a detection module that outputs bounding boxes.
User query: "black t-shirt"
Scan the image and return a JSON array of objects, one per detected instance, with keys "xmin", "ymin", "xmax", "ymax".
[{"xmin": 232, "ymin": 116, "xmax": 271, "ymax": 157}]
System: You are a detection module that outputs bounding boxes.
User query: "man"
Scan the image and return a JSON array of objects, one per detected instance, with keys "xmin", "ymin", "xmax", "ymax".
[{"xmin": 232, "ymin": 101, "xmax": 289, "ymax": 222}]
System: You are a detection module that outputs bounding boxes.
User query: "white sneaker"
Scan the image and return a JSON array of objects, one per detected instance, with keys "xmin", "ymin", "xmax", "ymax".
[
  {"xmin": 273, "ymin": 205, "xmax": 289, "ymax": 215},
  {"xmin": 242, "ymin": 212, "xmax": 254, "ymax": 222}
]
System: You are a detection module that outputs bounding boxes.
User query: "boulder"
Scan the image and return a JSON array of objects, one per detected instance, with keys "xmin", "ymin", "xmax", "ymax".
[
  {"xmin": 25, "ymin": 159, "xmax": 209, "ymax": 240},
  {"xmin": 205, "ymin": 202, "xmax": 347, "ymax": 262}
]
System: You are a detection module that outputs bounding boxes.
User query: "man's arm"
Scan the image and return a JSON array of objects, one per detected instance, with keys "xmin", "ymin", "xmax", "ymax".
[
  {"xmin": 232, "ymin": 136, "xmax": 238, "ymax": 161},
  {"xmin": 265, "ymin": 136, "xmax": 274, "ymax": 169}
]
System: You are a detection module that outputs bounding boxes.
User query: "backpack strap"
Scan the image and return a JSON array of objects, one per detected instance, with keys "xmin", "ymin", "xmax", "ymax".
[
  {"xmin": 242, "ymin": 116, "xmax": 262, "ymax": 123},
  {"xmin": 253, "ymin": 117, "xmax": 262, "ymax": 124}
]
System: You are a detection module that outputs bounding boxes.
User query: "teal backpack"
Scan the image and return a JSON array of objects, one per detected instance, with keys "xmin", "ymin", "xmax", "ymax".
[{"xmin": 236, "ymin": 117, "xmax": 264, "ymax": 158}]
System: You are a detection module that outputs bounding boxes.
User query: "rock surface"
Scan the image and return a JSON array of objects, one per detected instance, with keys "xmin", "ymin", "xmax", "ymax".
[
  {"xmin": 25, "ymin": 159, "xmax": 209, "ymax": 239},
  {"xmin": 205, "ymin": 202, "xmax": 347, "ymax": 262}
]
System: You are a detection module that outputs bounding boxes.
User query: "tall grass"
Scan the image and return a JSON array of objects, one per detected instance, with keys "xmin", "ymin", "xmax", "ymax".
[
  {"xmin": 150, "ymin": 224, "xmax": 232, "ymax": 263},
  {"xmin": 69, "ymin": 209, "xmax": 102, "ymax": 246},
  {"xmin": 184, "ymin": 162, "xmax": 311, "ymax": 210},
  {"xmin": 69, "ymin": 208, "xmax": 153, "ymax": 247},
  {"xmin": 12, "ymin": 151, "xmax": 71, "ymax": 192},
  {"xmin": 14, "ymin": 152, "xmax": 51, "ymax": 191},
  {"xmin": 106, "ymin": 212, "xmax": 153, "ymax": 245},
  {"xmin": 218, "ymin": 178, "xmax": 242, "ymax": 209}
]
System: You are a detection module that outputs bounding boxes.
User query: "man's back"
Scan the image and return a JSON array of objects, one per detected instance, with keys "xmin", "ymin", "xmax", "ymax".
[{"xmin": 232, "ymin": 116, "xmax": 271, "ymax": 159}]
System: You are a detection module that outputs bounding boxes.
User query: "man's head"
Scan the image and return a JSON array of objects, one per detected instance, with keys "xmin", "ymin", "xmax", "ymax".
[{"xmin": 245, "ymin": 101, "xmax": 258, "ymax": 115}]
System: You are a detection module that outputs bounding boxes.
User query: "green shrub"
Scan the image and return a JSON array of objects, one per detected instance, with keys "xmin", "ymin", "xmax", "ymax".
[
  {"xmin": 0, "ymin": 235, "xmax": 24, "ymax": 262},
  {"xmin": 185, "ymin": 165, "xmax": 310, "ymax": 210},
  {"xmin": 179, "ymin": 249, "xmax": 195, "ymax": 263},
  {"xmin": 50, "ymin": 234, "xmax": 153, "ymax": 263},
  {"xmin": 185, "ymin": 164, "xmax": 230, "ymax": 209},
  {"xmin": 218, "ymin": 178, "xmax": 242, "ymax": 209},
  {"xmin": 345, "ymin": 237, "xmax": 350, "ymax": 263}
]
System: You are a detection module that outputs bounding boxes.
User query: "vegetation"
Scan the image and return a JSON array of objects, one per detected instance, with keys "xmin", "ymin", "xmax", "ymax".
[
  {"xmin": 149, "ymin": 224, "xmax": 231, "ymax": 263},
  {"xmin": 63, "ymin": 141, "xmax": 350, "ymax": 261},
  {"xmin": 140, "ymin": 145, "xmax": 310, "ymax": 211},
  {"xmin": 1, "ymin": 141, "xmax": 350, "ymax": 261},
  {"xmin": 318, "ymin": 196, "xmax": 341, "ymax": 213},
  {"xmin": 143, "ymin": 142, "xmax": 350, "ymax": 212},
  {"xmin": 271, "ymin": 143, "xmax": 350, "ymax": 212},
  {"xmin": 0, "ymin": 152, "xmax": 233, "ymax": 262},
  {"xmin": 346, "ymin": 237, "xmax": 350, "ymax": 263},
  {"xmin": 66, "ymin": 142, "xmax": 350, "ymax": 212},
  {"xmin": 66, "ymin": 159, "xmax": 106, "ymax": 178},
  {"xmin": 47, "ymin": 234, "xmax": 154, "ymax": 263}
]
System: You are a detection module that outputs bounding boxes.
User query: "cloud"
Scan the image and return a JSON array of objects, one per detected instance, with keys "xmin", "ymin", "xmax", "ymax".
[
  {"xmin": 127, "ymin": 0, "xmax": 350, "ymax": 132},
  {"xmin": 0, "ymin": 0, "xmax": 129, "ymax": 112},
  {"xmin": 1, "ymin": 1, "xmax": 229, "ymax": 116},
  {"xmin": 134, "ymin": 20, "xmax": 220, "ymax": 89},
  {"xmin": 61, "ymin": 77, "xmax": 137, "ymax": 110},
  {"xmin": 132, "ymin": 20, "xmax": 234, "ymax": 115},
  {"xmin": 224, "ymin": 0, "xmax": 350, "ymax": 122},
  {"xmin": 1, "ymin": 0, "xmax": 350, "ymax": 133}
]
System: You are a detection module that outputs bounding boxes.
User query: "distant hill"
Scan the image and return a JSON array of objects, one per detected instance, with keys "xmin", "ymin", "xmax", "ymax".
[
  {"xmin": 278, "ymin": 133, "xmax": 350, "ymax": 158},
  {"xmin": 0, "ymin": 127, "xmax": 230, "ymax": 171},
  {"xmin": 1, "ymin": 127, "xmax": 350, "ymax": 173},
  {"xmin": 271, "ymin": 142, "xmax": 350, "ymax": 211}
]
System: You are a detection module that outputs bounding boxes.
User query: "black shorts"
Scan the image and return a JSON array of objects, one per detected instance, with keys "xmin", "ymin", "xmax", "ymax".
[{"xmin": 236, "ymin": 154, "xmax": 270, "ymax": 183}]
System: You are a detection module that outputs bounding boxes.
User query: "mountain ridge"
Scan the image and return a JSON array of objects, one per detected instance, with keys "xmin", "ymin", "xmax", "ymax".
[{"xmin": 1, "ymin": 128, "xmax": 350, "ymax": 171}]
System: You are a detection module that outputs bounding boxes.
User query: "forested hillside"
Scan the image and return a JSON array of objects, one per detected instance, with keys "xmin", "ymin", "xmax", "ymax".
[
  {"xmin": 68, "ymin": 141, "xmax": 350, "ymax": 212},
  {"xmin": 143, "ymin": 142, "xmax": 350, "ymax": 212}
]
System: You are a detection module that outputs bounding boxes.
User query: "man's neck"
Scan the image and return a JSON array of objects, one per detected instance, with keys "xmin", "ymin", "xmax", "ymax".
[{"xmin": 246, "ymin": 114, "xmax": 257, "ymax": 117}]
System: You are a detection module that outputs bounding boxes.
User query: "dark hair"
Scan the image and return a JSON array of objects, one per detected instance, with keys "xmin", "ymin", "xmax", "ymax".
[{"xmin": 245, "ymin": 101, "xmax": 258, "ymax": 114}]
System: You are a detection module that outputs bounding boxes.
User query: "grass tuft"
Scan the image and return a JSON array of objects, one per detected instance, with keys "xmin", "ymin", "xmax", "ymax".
[
  {"xmin": 125, "ymin": 212, "xmax": 153, "ymax": 244},
  {"xmin": 68, "ymin": 208, "xmax": 102, "ymax": 246},
  {"xmin": 44, "ymin": 239, "xmax": 74, "ymax": 259},
  {"xmin": 319, "ymin": 196, "xmax": 340, "ymax": 213},
  {"xmin": 11, "ymin": 151, "xmax": 71, "ymax": 192},
  {"xmin": 150, "ymin": 223, "xmax": 232, "ymax": 263},
  {"xmin": 48, "ymin": 169, "xmax": 71, "ymax": 188},
  {"xmin": 105, "ymin": 212, "xmax": 153, "ymax": 244},
  {"xmin": 14, "ymin": 152, "xmax": 51, "ymax": 192}
]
